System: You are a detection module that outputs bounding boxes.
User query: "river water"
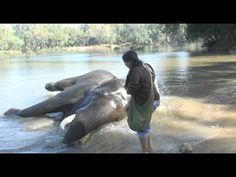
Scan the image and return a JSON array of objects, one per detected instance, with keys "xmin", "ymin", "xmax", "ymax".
[{"xmin": 0, "ymin": 50, "xmax": 236, "ymax": 153}]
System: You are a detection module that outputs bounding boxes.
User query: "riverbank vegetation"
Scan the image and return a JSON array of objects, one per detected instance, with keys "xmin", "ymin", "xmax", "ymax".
[{"xmin": 0, "ymin": 24, "xmax": 235, "ymax": 57}]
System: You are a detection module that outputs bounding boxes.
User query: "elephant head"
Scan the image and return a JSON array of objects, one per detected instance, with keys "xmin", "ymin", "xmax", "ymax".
[{"xmin": 60, "ymin": 79, "xmax": 130, "ymax": 144}]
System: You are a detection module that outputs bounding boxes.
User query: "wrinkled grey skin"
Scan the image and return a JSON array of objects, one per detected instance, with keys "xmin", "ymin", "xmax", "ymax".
[
  {"xmin": 62, "ymin": 78, "xmax": 130, "ymax": 144},
  {"xmin": 4, "ymin": 70, "xmax": 130, "ymax": 144},
  {"xmin": 4, "ymin": 70, "xmax": 115, "ymax": 118}
]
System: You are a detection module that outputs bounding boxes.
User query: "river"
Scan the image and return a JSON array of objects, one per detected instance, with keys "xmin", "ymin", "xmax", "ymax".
[{"xmin": 0, "ymin": 50, "xmax": 236, "ymax": 153}]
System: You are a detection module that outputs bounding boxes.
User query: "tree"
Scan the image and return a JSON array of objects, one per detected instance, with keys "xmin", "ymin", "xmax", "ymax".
[
  {"xmin": 114, "ymin": 24, "xmax": 152, "ymax": 45},
  {"xmin": 9, "ymin": 24, "xmax": 236, "ymax": 54},
  {"xmin": 64, "ymin": 27, "xmax": 86, "ymax": 46},
  {"xmin": 146, "ymin": 24, "xmax": 168, "ymax": 44},
  {"xmin": 186, "ymin": 24, "xmax": 236, "ymax": 51},
  {"xmin": 46, "ymin": 25, "xmax": 69, "ymax": 48},
  {"xmin": 84, "ymin": 24, "xmax": 116, "ymax": 45},
  {"xmin": 13, "ymin": 24, "xmax": 34, "ymax": 53},
  {"xmin": 161, "ymin": 24, "xmax": 187, "ymax": 45},
  {"xmin": 0, "ymin": 25, "xmax": 23, "ymax": 50}
]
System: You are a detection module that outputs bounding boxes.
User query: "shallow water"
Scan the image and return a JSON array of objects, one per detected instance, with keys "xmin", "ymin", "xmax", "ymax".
[{"xmin": 0, "ymin": 50, "xmax": 236, "ymax": 153}]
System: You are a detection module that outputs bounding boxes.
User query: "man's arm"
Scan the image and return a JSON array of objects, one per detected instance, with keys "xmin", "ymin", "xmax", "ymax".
[{"xmin": 126, "ymin": 68, "xmax": 141, "ymax": 96}]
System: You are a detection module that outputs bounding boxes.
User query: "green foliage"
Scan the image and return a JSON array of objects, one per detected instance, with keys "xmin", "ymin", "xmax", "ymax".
[
  {"xmin": 3, "ymin": 24, "xmax": 235, "ymax": 54},
  {"xmin": 1, "ymin": 24, "xmax": 189, "ymax": 53},
  {"xmin": 186, "ymin": 24, "xmax": 236, "ymax": 50},
  {"xmin": 146, "ymin": 24, "xmax": 165, "ymax": 44},
  {"xmin": 113, "ymin": 24, "xmax": 186, "ymax": 46},
  {"xmin": 0, "ymin": 25, "xmax": 24, "ymax": 50},
  {"xmin": 114, "ymin": 24, "xmax": 152, "ymax": 45},
  {"xmin": 84, "ymin": 24, "xmax": 116, "ymax": 45},
  {"xmin": 64, "ymin": 27, "xmax": 86, "ymax": 46}
]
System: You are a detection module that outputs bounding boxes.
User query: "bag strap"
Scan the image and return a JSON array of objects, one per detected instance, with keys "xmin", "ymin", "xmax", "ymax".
[{"xmin": 143, "ymin": 63, "xmax": 153, "ymax": 89}]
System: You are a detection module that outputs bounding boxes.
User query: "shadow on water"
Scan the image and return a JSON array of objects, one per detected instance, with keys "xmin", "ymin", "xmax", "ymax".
[
  {"xmin": 158, "ymin": 60, "xmax": 236, "ymax": 105},
  {"xmin": 189, "ymin": 51, "xmax": 230, "ymax": 57}
]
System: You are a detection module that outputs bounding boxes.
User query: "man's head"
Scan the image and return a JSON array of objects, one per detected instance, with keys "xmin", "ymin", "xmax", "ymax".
[{"xmin": 122, "ymin": 50, "xmax": 142, "ymax": 69}]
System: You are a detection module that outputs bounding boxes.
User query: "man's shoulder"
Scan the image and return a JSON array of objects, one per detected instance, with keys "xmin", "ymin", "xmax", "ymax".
[
  {"xmin": 132, "ymin": 66, "xmax": 142, "ymax": 73},
  {"xmin": 130, "ymin": 66, "xmax": 144, "ymax": 79}
]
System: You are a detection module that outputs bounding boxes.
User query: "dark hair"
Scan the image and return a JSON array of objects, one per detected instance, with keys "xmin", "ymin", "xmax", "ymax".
[{"xmin": 122, "ymin": 50, "xmax": 143, "ymax": 67}]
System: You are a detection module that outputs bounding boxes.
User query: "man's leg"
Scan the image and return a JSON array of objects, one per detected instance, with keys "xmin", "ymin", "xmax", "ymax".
[
  {"xmin": 148, "ymin": 134, "xmax": 152, "ymax": 152},
  {"xmin": 139, "ymin": 135, "xmax": 149, "ymax": 153},
  {"xmin": 138, "ymin": 127, "xmax": 152, "ymax": 153}
]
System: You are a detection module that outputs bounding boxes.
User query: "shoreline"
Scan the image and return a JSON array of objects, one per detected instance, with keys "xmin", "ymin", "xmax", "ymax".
[
  {"xmin": 0, "ymin": 44, "xmax": 234, "ymax": 59},
  {"xmin": 0, "ymin": 44, "xmax": 122, "ymax": 58}
]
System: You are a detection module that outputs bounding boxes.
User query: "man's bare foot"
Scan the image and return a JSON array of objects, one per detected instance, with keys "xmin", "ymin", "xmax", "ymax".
[{"xmin": 148, "ymin": 147, "xmax": 153, "ymax": 153}]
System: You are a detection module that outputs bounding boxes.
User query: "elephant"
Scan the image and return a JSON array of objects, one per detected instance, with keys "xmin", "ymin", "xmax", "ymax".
[
  {"xmin": 4, "ymin": 70, "xmax": 116, "ymax": 118},
  {"xmin": 61, "ymin": 78, "xmax": 130, "ymax": 144},
  {"xmin": 4, "ymin": 70, "xmax": 130, "ymax": 145}
]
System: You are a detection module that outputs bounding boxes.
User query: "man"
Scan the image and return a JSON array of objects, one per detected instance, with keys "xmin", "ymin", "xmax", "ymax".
[{"xmin": 122, "ymin": 50, "xmax": 160, "ymax": 153}]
